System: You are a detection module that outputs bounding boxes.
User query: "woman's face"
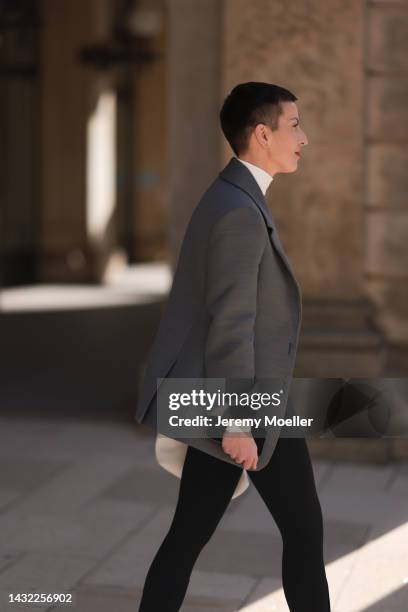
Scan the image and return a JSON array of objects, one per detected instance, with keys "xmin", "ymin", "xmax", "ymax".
[{"xmin": 257, "ymin": 101, "xmax": 308, "ymax": 175}]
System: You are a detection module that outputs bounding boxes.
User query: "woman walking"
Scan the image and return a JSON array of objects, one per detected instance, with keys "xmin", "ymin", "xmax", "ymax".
[{"xmin": 135, "ymin": 82, "xmax": 331, "ymax": 611}]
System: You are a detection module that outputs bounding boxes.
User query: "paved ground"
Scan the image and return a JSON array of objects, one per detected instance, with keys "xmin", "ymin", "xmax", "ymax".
[{"xmin": 0, "ymin": 416, "xmax": 407, "ymax": 612}]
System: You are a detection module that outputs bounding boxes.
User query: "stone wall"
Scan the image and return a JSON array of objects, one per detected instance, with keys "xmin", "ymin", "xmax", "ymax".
[
  {"xmin": 364, "ymin": 0, "xmax": 408, "ymax": 375},
  {"xmin": 220, "ymin": 0, "xmax": 385, "ymax": 377},
  {"xmin": 220, "ymin": 0, "xmax": 407, "ymax": 460}
]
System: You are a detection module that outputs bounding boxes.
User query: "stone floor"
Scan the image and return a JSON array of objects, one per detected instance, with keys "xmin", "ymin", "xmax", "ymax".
[{"xmin": 0, "ymin": 416, "xmax": 407, "ymax": 612}]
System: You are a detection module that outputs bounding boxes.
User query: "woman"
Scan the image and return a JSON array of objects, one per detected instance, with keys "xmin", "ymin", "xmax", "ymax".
[{"xmin": 135, "ymin": 82, "xmax": 331, "ymax": 611}]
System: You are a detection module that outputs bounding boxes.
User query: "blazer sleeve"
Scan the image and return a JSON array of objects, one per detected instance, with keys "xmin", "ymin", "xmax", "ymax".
[{"xmin": 204, "ymin": 206, "xmax": 268, "ymax": 428}]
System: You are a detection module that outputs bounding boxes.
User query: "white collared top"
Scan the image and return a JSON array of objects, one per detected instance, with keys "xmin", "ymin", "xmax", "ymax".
[{"xmin": 236, "ymin": 157, "xmax": 274, "ymax": 195}]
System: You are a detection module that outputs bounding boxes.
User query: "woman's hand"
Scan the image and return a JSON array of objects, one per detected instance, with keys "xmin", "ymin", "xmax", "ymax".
[{"xmin": 222, "ymin": 431, "xmax": 259, "ymax": 470}]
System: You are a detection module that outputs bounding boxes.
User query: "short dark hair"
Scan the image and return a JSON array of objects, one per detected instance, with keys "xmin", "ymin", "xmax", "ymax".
[{"xmin": 220, "ymin": 82, "xmax": 297, "ymax": 156}]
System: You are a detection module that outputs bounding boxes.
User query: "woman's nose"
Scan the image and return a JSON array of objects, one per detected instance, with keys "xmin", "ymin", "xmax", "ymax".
[{"xmin": 301, "ymin": 130, "xmax": 309, "ymax": 146}]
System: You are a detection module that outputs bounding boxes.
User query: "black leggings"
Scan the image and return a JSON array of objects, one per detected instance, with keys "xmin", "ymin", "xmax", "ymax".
[{"xmin": 138, "ymin": 437, "xmax": 331, "ymax": 611}]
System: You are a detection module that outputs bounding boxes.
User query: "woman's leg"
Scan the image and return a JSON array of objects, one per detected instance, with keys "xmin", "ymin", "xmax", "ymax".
[
  {"xmin": 138, "ymin": 443, "xmax": 243, "ymax": 611},
  {"xmin": 248, "ymin": 437, "xmax": 331, "ymax": 612}
]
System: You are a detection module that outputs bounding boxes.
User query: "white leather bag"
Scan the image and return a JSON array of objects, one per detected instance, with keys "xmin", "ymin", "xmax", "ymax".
[{"xmin": 155, "ymin": 433, "xmax": 250, "ymax": 500}]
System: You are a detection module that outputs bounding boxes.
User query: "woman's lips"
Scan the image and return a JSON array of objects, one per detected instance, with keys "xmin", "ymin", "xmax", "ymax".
[{"xmin": 295, "ymin": 152, "xmax": 300, "ymax": 158}]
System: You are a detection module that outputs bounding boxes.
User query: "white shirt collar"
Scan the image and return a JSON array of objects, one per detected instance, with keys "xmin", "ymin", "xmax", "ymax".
[{"xmin": 236, "ymin": 157, "xmax": 274, "ymax": 195}]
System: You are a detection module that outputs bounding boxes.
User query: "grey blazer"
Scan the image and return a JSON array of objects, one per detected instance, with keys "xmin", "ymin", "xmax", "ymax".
[{"xmin": 134, "ymin": 156, "xmax": 302, "ymax": 471}]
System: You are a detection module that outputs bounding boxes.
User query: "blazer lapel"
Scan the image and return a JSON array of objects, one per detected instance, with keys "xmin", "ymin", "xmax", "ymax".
[
  {"xmin": 219, "ymin": 157, "xmax": 274, "ymax": 229},
  {"xmin": 219, "ymin": 157, "xmax": 300, "ymax": 287}
]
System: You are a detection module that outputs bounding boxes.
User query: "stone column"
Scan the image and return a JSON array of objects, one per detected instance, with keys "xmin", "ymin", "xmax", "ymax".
[
  {"xmin": 39, "ymin": 0, "xmax": 115, "ymax": 282},
  {"xmin": 39, "ymin": 0, "xmax": 90, "ymax": 281},
  {"xmin": 0, "ymin": 3, "xmax": 40, "ymax": 287},
  {"xmin": 130, "ymin": 2, "xmax": 168, "ymax": 263},
  {"xmin": 167, "ymin": 0, "xmax": 221, "ymax": 270}
]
